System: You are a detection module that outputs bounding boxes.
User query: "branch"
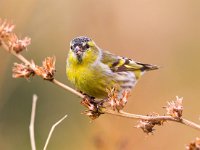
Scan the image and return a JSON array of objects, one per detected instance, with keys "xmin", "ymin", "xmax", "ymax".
[
  {"xmin": 43, "ymin": 114, "xmax": 68, "ymax": 150},
  {"xmin": 104, "ymin": 110, "xmax": 200, "ymax": 131},
  {"xmin": 1, "ymin": 18, "xmax": 200, "ymax": 134},
  {"xmin": 29, "ymin": 94, "xmax": 67, "ymax": 150},
  {"xmin": 29, "ymin": 94, "xmax": 38, "ymax": 150},
  {"xmin": 1, "ymin": 36, "xmax": 84, "ymax": 98}
]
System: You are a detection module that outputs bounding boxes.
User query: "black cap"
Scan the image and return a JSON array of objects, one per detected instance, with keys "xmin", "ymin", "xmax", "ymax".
[{"xmin": 71, "ymin": 36, "xmax": 91, "ymax": 45}]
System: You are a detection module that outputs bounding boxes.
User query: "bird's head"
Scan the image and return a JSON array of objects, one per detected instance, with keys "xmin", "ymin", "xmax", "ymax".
[{"xmin": 68, "ymin": 36, "xmax": 99, "ymax": 65}]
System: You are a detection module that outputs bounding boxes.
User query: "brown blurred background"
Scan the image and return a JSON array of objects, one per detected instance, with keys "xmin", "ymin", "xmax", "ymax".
[{"xmin": 0, "ymin": 0, "xmax": 200, "ymax": 149}]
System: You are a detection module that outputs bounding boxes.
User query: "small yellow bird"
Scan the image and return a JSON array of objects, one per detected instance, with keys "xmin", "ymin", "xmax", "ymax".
[{"xmin": 66, "ymin": 36, "xmax": 158, "ymax": 99}]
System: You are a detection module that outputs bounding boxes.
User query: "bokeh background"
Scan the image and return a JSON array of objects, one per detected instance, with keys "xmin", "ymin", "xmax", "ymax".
[{"xmin": 0, "ymin": 0, "xmax": 200, "ymax": 149}]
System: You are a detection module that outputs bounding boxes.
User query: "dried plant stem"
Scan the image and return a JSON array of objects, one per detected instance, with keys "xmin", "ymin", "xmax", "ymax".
[
  {"xmin": 181, "ymin": 119, "xmax": 200, "ymax": 131},
  {"xmin": 29, "ymin": 94, "xmax": 67, "ymax": 150},
  {"xmin": 1, "ymin": 40, "xmax": 84, "ymax": 98},
  {"xmin": 52, "ymin": 79, "xmax": 84, "ymax": 98},
  {"xmin": 104, "ymin": 110, "xmax": 200, "ymax": 131},
  {"xmin": 1, "ymin": 40, "xmax": 200, "ymax": 132},
  {"xmin": 43, "ymin": 114, "xmax": 68, "ymax": 150},
  {"xmin": 1, "ymin": 41, "xmax": 30, "ymax": 65},
  {"xmin": 29, "ymin": 94, "xmax": 38, "ymax": 150}
]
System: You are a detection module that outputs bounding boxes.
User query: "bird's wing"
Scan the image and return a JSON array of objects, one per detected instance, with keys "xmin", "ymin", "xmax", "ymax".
[{"xmin": 101, "ymin": 50, "xmax": 158, "ymax": 72}]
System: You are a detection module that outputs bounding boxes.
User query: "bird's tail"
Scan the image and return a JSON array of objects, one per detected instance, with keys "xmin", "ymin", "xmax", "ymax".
[{"xmin": 137, "ymin": 63, "xmax": 159, "ymax": 71}]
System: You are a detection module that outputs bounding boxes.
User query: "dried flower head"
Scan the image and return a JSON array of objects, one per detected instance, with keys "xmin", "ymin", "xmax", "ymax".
[
  {"xmin": 136, "ymin": 113, "xmax": 164, "ymax": 134},
  {"xmin": 136, "ymin": 119, "xmax": 155, "ymax": 134},
  {"xmin": 43, "ymin": 57, "xmax": 56, "ymax": 76},
  {"xmin": 0, "ymin": 19, "xmax": 30, "ymax": 53},
  {"xmin": 34, "ymin": 57, "xmax": 56, "ymax": 80},
  {"xmin": 106, "ymin": 87, "xmax": 130, "ymax": 111},
  {"xmin": 0, "ymin": 19, "xmax": 15, "ymax": 38},
  {"xmin": 12, "ymin": 63, "xmax": 34, "ymax": 79},
  {"xmin": 7, "ymin": 34, "xmax": 31, "ymax": 53},
  {"xmin": 186, "ymin": 137, "xmax": 200, "ymax": 150},
  {"xmin": 164, "ymin": 96, "xmax": 183, "ymax": 119}
]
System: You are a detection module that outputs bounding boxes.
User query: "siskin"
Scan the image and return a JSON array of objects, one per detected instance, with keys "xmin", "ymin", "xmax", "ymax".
[{"xmin": 66, "ymin": 36, "xmax": 158, "ymax": 99}]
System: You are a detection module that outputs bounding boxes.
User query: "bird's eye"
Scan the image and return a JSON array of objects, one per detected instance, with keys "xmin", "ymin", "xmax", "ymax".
[
  {"xmin": 85, "ymin": 43, "xmax": 90, "ymax": 49},
  {"xmin": 70, "ymin": 46, "xmax": 73, "ymax": 49}
]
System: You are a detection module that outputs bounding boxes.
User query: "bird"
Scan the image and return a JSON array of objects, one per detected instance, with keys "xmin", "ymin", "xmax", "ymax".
[{"xmin": 66, "ymin": 36, "xmax": 158, "ymax": 99}]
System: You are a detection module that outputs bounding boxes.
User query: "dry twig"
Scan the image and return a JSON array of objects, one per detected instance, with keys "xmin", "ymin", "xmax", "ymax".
[
  {"xmin": 29, "ymin": 94, "xmax": 38, "ymax": 150},
  {"xmin": 1, "ymin": 18, "xmax": 200, "ymax": 135},
  {"xmin": 29, "ymin": 94, "xmax": 67, "ymax": 150},
  {"xmin": 43, "ymin": 114, "xmax": 68, "ymax": 150}
]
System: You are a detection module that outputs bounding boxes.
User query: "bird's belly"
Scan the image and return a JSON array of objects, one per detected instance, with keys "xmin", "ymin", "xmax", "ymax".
[{"xmin": 67, "ymin": 65, "xmax": 113, "ymax": 98}]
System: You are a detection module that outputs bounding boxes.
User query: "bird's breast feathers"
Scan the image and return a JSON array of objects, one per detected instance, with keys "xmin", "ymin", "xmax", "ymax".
[{"xmin": 66, "ymin": 59, "xmax": 112, "ymax": 98}]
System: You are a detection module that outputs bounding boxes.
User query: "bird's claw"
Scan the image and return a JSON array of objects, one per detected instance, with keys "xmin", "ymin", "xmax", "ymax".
[{"xmin": 81, "ymin": 95, "xmax": 105, "ymax": 120}]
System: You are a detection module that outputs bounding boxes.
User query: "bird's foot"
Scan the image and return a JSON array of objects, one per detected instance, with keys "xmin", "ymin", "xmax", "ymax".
[{"xmin": 81, "ymin": 94, "xmax": 105, "ymax": 120}]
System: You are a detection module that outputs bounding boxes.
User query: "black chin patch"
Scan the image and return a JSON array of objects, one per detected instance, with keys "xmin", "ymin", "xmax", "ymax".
[{"xmin": 77, "ymin": 55, "xmax": 82, "ymax": 63}]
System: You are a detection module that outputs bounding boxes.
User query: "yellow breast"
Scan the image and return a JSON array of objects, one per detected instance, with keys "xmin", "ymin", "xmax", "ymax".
[{"xmin": 66, "ymin": 60, "xmax": 110, "ymax": 98}]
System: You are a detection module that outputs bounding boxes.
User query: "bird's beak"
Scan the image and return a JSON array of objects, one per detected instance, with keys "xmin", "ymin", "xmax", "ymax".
[
  {"xmin": 74, "ymin": 46, "xmax": 83, "ymax": 62},
  {"xmin": 74, "ymin": 46, "xmax": 82, "ymax": 56}
]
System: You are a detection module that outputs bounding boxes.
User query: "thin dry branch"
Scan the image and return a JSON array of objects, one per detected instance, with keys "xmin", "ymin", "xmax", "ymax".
[
  {"xmin": 1, "ymin": 40, "xmax": 83, "ymax": 98},
  {"xmin": 1, "ymin": 19, "xmax": 200, "ymax": 134},
  {"xmin": 43, "ymin": 114, "xmax": 68, "ymax": 150},
  {"xmin": 29, "ymin": 94, "xmax": 68, "ymax": 150},
  {"xmin": 3, "ymin": 38, "xmax": 200, "ymax": 132},
  {"xmin": 29, "ymin": 94, "xmax": 38, "ymax": 150},
  {"xmin": 104, "ymin": 110, "xmax": 200, "ymax": 131}
]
